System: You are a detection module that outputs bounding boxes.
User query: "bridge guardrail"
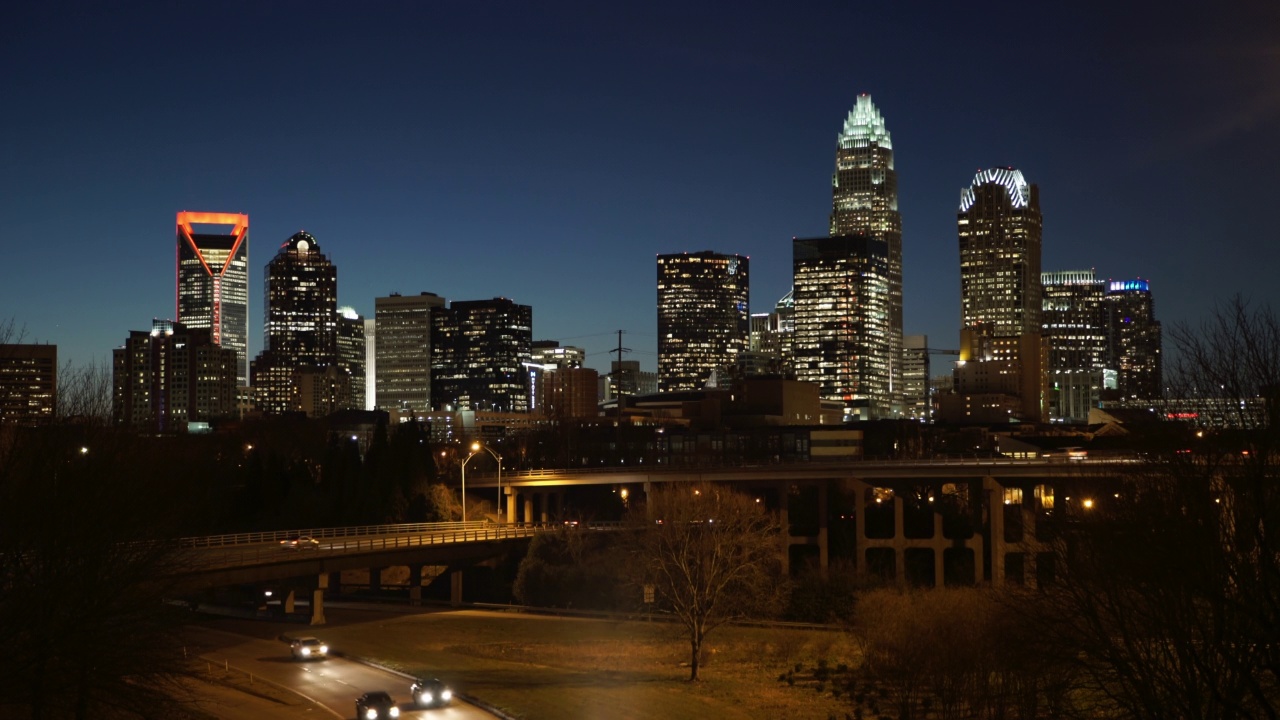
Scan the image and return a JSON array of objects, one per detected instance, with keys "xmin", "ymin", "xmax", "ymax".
[
  {"xmin": 178, "ymin": 520, "xmax": 494, "ymax": 549},
  {"xmin": 180, "ymin": 521, "xmax": 624, "ymax": 571},
  {"xmin": 477, "ymin": 455, "xmax": 1141, "ymax": 479}
]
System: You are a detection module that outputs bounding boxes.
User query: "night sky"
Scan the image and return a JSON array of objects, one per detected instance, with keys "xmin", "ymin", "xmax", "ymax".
[{"xmin": 3, "ymin": 2, "xmax": 1278, "ymax": 376}]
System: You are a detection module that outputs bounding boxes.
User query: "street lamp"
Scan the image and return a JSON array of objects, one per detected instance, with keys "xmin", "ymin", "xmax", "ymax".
[{"xmin": 461, "ymin": 441, "xmax": 504, "ymax": 523}]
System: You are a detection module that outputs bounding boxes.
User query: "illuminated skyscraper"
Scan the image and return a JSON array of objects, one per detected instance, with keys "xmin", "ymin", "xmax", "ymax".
[
  {"xmin": 1042, "ymin": 270, "xmax": 1111, "ymax": 422},
  {"xmin": 375, "ymin": 292, "xmax": 445, "ymax": 412},
  {"xmin": 250, "ymin": 231, "xmax": 339, "ymax": 414},
  {"xmin": 830, "ymin": 95, "xmax": 902, "ymax": 414},
  {"xmin": 792, "ymin": 234, "xmax": 890, "ymax": 421},
  {"xmin": 337, "ymin": 307, "xmax": 366, "ymax": 410},
  {"xmin": 1042, "ymin": 270, "xmax": 1107, "ymax": 372},
  {"xmin": 945, "ymin": 168, "xmax": 1045, "ymax": 423},
  {"xmin": 1105, "ymin": 279, "xmax": 1162, "ymax": 400},
  {"xmin": 430, "ymin": 298, "xmax": 532, "ymax": 413},
  {"xmin": 959, "ymin": 169, "xmax": 1042, "ymax": 340},
  {"xmin": 175, "ymin": 212, "xmax": 249, "ymax": 385},
  {"xmin": 656, "ymin": 251, "xmax": 750, "ymax": 392}
]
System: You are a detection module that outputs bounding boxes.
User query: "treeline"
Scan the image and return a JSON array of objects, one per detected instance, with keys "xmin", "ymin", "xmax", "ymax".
[
  {"xmin": 215, "ymin": 416, "xmax": 454, "ymax": 532},
  {"xmin": 0, "ymin": 413, "xmax": 456, "ymax": 717}
]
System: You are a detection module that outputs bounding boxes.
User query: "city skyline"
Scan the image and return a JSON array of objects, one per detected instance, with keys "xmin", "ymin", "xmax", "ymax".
[{"xmin": 3, "ymin": 3, "xmax": 1277, "ymax": 378}]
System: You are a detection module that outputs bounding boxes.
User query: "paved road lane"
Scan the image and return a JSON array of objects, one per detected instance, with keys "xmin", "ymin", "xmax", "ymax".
[{"xmin": 189, "ymin": 627, "xmax": 497, "ymax": 720}]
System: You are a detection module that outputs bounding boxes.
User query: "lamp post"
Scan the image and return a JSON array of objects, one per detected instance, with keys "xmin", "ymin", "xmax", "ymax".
[{"xmin": 461, "ymin": 441, "xmax": 503, "ymax": 523}]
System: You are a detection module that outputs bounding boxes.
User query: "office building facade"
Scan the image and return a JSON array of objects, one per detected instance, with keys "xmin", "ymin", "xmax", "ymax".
[
  {"xmin": 0, "ymin": 344, "xmax": 56, "ymax": 424},
  {"xmin": 430, "ymin": 298, "xmax": 532, "ymax": 413},
  {"xmin": 337, "ymin": 307, "xmax": 366, "ymax": 412},
  {"xmin": 375, "ymin": 292, "xmax": 446, "ymax": 412},
  {"xmin": 902, "ymin": 335, "xmax": 931, "ymax": 422},
  {"xmin": 748, "ymin": 289, "xmax": 796, "ymax": 378},
  {"xmin": 945, "ymin": 168, "xmax": 1046, "ymax": 423},
  {"xmin": 534, "ymin": 366, "xmax": 599, "ymax": 419},
  {"xmin": 531, "ymin": 340, "xmax": 585, "ymax": 369},
  {"xmin": 363, "ymin": 317, "xmax": 376, "ymax": 411},
  {"xmin": 792, "ymin": 234, "xmax": 891, "ymax": 421},
  {"xmin": 528, "ymin": 341, "xmax": 588, "ymax": 416},
  {"xmin": 175, "ymin": 211, "xmax": 249, "ymax": 386},
  {"xmin": 830, "ymin": 95, "xmax": 903, "ymax": 415},
  {"xmin": 601, "ymin": 359, "xmax": 658, "ymax": 404},
  {"xmin": 1105, "ymin": 279, "xmax": 1162, "ymax": 400},
  {"xmin": 250, "ymin": 231, "xmax": 338, "ymax": 414},
  {"xmin": 112, "ymin": 320, "xmax": 237, "ymax": 432},
  {"xmin": 1042, "ymin": 270, "xmax": 1111, "ymax": 422},
  {"xmin": 1042, "ymin": 270, "xmax": 1107, "ymax": 373},
  {"xmin": 656, "ymin": 251, "xmax": 750, "ymax": 392}
]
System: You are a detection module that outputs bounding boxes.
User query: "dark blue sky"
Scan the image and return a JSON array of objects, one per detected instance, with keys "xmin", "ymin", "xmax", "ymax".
[{"xmin": 3, "ymin": 1, "xmax": 1277, "ymax": 375}]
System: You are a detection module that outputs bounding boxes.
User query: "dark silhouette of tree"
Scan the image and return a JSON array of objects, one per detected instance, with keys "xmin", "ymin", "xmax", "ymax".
[
  {"xmin": 855, "ymin": 587, "xmax": 1076, "ymax": 720},
  {"xmin": 786, "ymin": 559, "xmax": 870, "ymax": 623},
  {"xmin": 631, "ymin": 483, "xmax": 783, "ymax": 681},
  {"xmin": 1023, "ymin": 296, "xmax": 1280, "ymax": 719},
  {"xmin": 0, "ymin": 373, "xmax": 194, "ymax": 717},
  {"xmin": 513, "ymin": 527, "xmax": 629, "ymax": 609}
]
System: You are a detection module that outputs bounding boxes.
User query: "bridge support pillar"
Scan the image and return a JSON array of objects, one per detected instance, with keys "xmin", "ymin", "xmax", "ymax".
[
  {"xmin": 778, "ymin": 483, "xmax": 790, "ymax": 576},
  {"xmin": 986, "ymin": 477, "xmax": 1004, "ymax": 587},
  {"xmin": 818, "ymin": 481, "xmax": 829, "ymax": 577},
  {"xmin": 310, "ymin": 573, "xmax": 328, "ymax": 625},
  {"xmin": 934, "ymin": 514, "xmax": 947, "ymax": 589},
  {"xmin": 893, "ymin": 494, "xmax": 906, "ymax": 582},
  {"xmin": 409, "ymin": 565, "xmax": 422, "ymax": 606},
  {"xmin": 525, "ymin": 495, "xmax": 534, "ymax": 526},
  {"xmin": 450, "ymin": 569, "xmax": 463, "ymax": 607},
  {"xmin": 504, "ymin": 487, "xmax": 515, "ymax": 523},
  {"xmin": 284, "ymin": 589, "xmax": 295, "ymax": 615}
]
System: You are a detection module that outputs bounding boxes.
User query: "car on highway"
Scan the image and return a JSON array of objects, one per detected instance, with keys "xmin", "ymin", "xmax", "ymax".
[
  {"xmin": 355, "ymin": 691, "xmax": 400, "ymax": 719},
  {"xmin": 289, "ymin": 636, "xmax": 328, "ymax": 660},
  {"xmin": 410, "ymin": 677, "xmax": 453, "ymax": 708},
  {"xmin": 279, "ymin": 534, "xmax": 320, "ymax": 549}
]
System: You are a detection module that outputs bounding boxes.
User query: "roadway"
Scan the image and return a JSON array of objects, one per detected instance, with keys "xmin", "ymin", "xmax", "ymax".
[
  {"xmin": 172, "ymin": 521, "xmax": 623, "ymax": 591},
  {"xmin": 182, "ymin": 523, "xmax": 545, "ymax": 571},
  {"xmin": 188, "ymin": 626, "xmax": 497, "ymax": 720},
  {"xmin": 468, "ymin": 456, "xmax": 1145, "ymax": 487}
]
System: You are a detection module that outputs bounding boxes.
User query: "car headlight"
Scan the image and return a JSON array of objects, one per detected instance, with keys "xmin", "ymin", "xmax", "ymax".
[
  {"xmin": 318, "ymin": 645, "xmax": 328, "ymax": 654},
  {"xmin": 442, "ymin": 689, "xmax": 452, "ymax": 701},
  {"xmin": 389, "ymin": 708, "xmax": 400, "ymax": 718},
  {"xmin": 421, "ymin": 691, "xmax": 433, "ymax": 703},
  {"xmin": 300, "ymin": 647, "xmax": 310, "ymax": 656},
  {"xmin": 364, "ymin": 709, "xmax": 377, "ymax": 720}
]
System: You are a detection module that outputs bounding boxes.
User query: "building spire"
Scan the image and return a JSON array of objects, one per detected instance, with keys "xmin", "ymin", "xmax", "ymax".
[{"xmin": 837, "ymin": 94, "xmax": 892, "ymax": 151}]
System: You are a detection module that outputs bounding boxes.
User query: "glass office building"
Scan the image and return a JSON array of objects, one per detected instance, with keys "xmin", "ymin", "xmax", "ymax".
[
  {"xmin": 176, "ymin": 211, "xmax": 249, "ymax": 386},
  {"xmin": 656, "ymin": 251, "xmax": 750, "ymax": 392}
]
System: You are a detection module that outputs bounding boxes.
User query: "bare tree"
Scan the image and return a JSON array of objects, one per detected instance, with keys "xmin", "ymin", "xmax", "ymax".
[
  {"xmin": 57, "ymin": 358, "xmax": 113, "ymax": 423},
  {"xmin": 0, "ymin": 316, "xmax": 25, "ymax": 346},
  {"xmin": 632, "ymin": 483, "xmax": 783, "ymax": 681}
]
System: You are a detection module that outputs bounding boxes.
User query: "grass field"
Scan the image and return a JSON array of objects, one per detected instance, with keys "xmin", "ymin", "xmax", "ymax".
[{"xmin": 204, "ymin": 608, "xmax": 859, "ymax": 719}]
